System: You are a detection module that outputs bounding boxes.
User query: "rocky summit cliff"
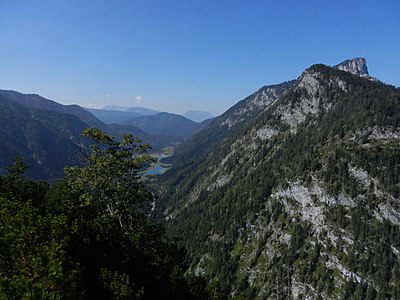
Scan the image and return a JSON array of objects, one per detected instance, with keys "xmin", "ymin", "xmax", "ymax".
[
  {"xmin": 334, "ymin": 57, "xmax": 373, "ymax": 79},
  {"xmin": 157, "ymin": 59, "xmax": 400, "ymax": 299}
]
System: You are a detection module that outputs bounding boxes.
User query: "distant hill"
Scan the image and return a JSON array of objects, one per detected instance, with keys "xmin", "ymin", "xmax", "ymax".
[
  {"xmin": 85, "ymin": 107, "xmax": 143, "ymax": 124},
  {"xmin": 88, "ymin": 107, "xmax": 214, "ymax": 125},
  {"xmin": 102, "ymin": 104, "xmax": 159, "ymax": 115},
  {"xmin": 183, "ymin": 110, "xmax": 213, "ymax": 122},
  {"xmin": 123, "ymin": 112, "xmax": 207, "ymax": 140}
]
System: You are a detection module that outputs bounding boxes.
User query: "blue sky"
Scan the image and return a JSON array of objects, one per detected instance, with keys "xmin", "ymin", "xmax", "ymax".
[{"xmin": 1, "ymin": 0, "xmax": 399, "ymax": 115}]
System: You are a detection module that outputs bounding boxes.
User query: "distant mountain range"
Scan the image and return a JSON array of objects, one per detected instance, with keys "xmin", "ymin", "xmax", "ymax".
[
  {"xmin": 86, "ymin": 106, "xmax": 213, "ymax": 124},
  {"xmin": 0, "ymin": 90, "xmax": 212, "ymax": 179},
  {"xmin": 123, "ymin": 112, "xmax": 212, "ymax": 139},
  {"xmin": 85, "ymin": 108, "xmax": 146, "ymax": 124},
  {"xmin": 86, "ymin": 106, "xmax": 213, "ymax": 140},
  {"xmin": 101, "ymin": 104, "xmax": 159, "ymax": 115}
]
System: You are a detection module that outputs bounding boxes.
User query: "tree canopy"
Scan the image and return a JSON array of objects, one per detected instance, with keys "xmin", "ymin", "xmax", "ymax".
[{"xmin": 0, "ymin": 129, "xmax": 209, "ymax": 299}]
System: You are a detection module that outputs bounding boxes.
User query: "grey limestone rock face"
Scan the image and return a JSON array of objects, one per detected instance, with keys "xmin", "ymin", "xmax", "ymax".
[{"xmin": 334, "ymin": 57, "xmax": 371, "ymax": 78}]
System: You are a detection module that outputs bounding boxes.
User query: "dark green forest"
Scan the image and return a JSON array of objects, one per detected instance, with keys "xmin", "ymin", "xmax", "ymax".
[{"xmin": 0, "ymin": 128, "xmax": 213, "ymax": 299}]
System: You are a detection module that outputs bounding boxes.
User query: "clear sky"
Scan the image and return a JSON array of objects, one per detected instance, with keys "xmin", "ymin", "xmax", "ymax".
[{"xmin": 1, "ymin": 0, "xmax": 399, "ymax": 116}]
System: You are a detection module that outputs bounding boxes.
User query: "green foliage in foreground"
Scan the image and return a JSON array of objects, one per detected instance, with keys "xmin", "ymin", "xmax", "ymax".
[{"xmin": 0, "ymin": 129, "xmax": 209, "ymax": 299}]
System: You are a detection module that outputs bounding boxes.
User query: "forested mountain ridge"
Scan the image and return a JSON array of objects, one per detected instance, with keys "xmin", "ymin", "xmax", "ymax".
[
  {"xmin": 156, "ymin": 59, "xmax": 400, "ymax": 299},
  {"xmin": 0, "ymin": 90, "xmax": 107, "ymax": 131}
]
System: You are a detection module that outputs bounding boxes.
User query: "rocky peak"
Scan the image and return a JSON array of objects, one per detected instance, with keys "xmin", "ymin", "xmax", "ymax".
[{"xmin": 334, "ymin": 57, "xmax": 371, "ymax": 78}]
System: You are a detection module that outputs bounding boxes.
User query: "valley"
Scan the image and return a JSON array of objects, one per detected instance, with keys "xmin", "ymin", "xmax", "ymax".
[
  {"xmin": 144, "ymin": 147, "xmax": 174, "ymax": 175},
  {"xmin": 0, "ymin": 91, "xmax": 203, "ymax": 179}
]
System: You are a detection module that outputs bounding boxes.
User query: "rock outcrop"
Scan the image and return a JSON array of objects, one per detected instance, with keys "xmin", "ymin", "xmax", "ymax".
[{"xmin": 334, "ymin": 57, "xmax": 374, "ymax": 79}]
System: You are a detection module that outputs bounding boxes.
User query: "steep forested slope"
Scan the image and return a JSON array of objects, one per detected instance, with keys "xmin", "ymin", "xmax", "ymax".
[
  {"xmin": 157, "ymin": 60, "xmax": 400, "ymax": 299},
  {"xmin": 156, "ymin": 81, "xmax": 295, "ymax": 198},
  {"xmin": 0, "ymin": 94, "xmax": 89, "ymax": 179}
]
